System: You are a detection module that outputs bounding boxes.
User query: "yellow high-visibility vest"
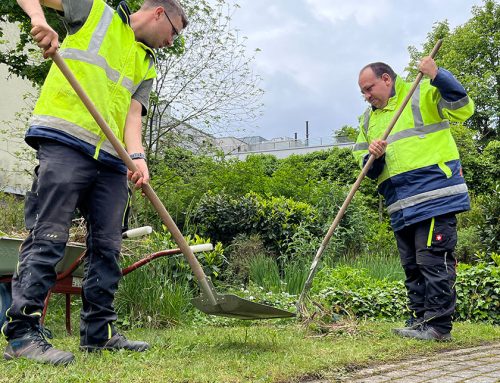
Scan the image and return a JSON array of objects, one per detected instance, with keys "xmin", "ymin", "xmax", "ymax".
[{"xmin": 31, "ymin": 0, "xmax": 156, "ymax": 159}]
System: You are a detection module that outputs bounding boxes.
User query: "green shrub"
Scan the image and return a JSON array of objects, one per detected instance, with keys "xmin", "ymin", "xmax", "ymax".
[
  {"xmin": 313, "ymin": 184, "xmax": 377, "ymax": 258},
  {"xmin": 476, "ymin": 184, "xmax": 500, "ymax": 254},
  {"xmin": 192, "ymin": 192, "xmax": 259, "ymax": 244},
  {"xmin": 455, "ymin": 261, "xmax": 500, "ymax": 324},
  {"xmin": 254, "ymin": 193, "xmax": 320, "ymax": 254},
  {"xmin": 193, "ymin": 192, "xmax": 320, "ymax": 256},
  {"xmin": 136, "ymin": 227, "xmax": 226, "ymax": 283},
  {"xmin": 456, "ymin": 226, "xmax": 484, "ymax": 262},
  {"xmin": 312, "ymin": 263, "xmax": 499, "ymax": 324}
]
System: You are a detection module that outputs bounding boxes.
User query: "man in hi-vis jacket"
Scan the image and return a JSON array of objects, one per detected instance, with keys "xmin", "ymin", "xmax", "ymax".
[
  {"xmin": 353, "ymin": 57, "xmax": 474, "ymax": 341},
  {"xmin": 3, "ymin": 0, "xmax": 188, "ymax": 365}
]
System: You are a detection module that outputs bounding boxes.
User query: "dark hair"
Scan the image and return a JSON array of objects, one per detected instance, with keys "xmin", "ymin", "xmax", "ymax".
[
  {"xmin": 142, "ymin": 0, "xmax": 189, "ymax": 29},
  {"xmin": 361, "ymin": 62, "xmax": 396, "ymax": 80}
]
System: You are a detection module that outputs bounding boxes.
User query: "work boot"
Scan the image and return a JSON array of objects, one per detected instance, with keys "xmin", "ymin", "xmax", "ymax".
[
  {"xmin": 392, "ymin": 316, "xmax": 424, "ymax": 335},
  {"xmin": 396, "ymin": 324, "xmax": 451, "ymax": 341},
  {"xmin": 80, "ymin": 333, "xmax": 149, "ymax": 353},
  {"xmin": 4, "ymin": 326, "xmax": 75, "ymax": 366}
]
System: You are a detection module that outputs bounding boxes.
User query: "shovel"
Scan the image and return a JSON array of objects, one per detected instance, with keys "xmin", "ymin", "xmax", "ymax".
[
  {"xmin": 51, "ymin": 52, "xmax": 294, "ymax": 320},
  {"xmin": 296, "ymin": 40, "xmax": 443, "ymax": 317}
]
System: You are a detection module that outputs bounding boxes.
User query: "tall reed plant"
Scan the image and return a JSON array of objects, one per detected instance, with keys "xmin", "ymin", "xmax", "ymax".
[
  {"xmin": 115, "ymin": 258, "xmax": 194, "ymax": 328},
  {"xmin": 248, "ymin": 255, "xmax": 281, "ymax": 292}
]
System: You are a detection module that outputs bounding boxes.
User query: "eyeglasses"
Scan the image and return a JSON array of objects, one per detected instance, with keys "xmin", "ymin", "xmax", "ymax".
[{"xmin": 163, "ymin": 8, "xmax": 180, "ymax": 40}]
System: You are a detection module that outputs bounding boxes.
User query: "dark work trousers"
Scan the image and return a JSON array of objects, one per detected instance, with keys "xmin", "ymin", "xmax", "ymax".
[
  {"xmin": 3, "ymin": 141, "xmax": 128, "ymax": 345},
  {"xmin": 394, "ymin": 213, "xmax": 458, "ymax": 334}
]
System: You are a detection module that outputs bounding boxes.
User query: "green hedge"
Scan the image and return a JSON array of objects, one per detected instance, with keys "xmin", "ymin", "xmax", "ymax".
[
  {"xmin": 192, "ymin": 191, "xmax": 320, "ymax": 254},
  {"xmin": 314, "ymin": 262, "xmax": 500, "ymax": 324}
]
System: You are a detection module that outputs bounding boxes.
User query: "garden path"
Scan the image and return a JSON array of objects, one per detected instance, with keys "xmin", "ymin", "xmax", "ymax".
[{"xmin": 306, "ymin": 342, "xmax": 500, "ymax": 383}]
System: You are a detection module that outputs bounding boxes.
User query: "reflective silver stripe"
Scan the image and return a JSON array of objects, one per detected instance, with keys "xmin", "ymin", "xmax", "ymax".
[
  {"xmin": 353, "ymin": 142, "xmax": 369, "ymax": 151},
  {"xmin": 386, "ymin": 121, "xmax": 450, "ymax": 144},
  {"xmin": 363, "ymin": 108, "xmax": 370, "ymax": 136},
  {"xmin": 411, "ymin": 83, "xmax": 424, "ymax": 127},
  {"xmin": 438, "ymin": 95, "xmax": 470, "ymax": 111},
  {"xmin": 31, "ymin": 115, "xmax": 120, "ymax": 157},
  {"xmin": 386, "ymin": 184, "xmax": 468, "ymax": 215},
  {"xmin": 88, "ymin": 4, "xmax": 114, "ymax": 54},
  {"xmin": 60, "ymin": 49, "xmax": 134, "ymax": 94}
]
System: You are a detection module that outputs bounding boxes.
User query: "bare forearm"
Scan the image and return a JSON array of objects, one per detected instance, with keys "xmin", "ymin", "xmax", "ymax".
[
  {"xmin": 17, "ymin": 0, "xmax": 61, "ymax": 58},
  {"xmin": 17, "ymin": 0, "xmax": 45, "ymax": 21},
  {"xmin": 124, "ymin": 101, "xmax": 145, "ymax": 155},
  {"xmin": 17, "ymin": 0, "xmax": 63, "ymax": 18},
  {"xmin": 124, "ymin": 100, "xmax": 149, "ymax": 187}
]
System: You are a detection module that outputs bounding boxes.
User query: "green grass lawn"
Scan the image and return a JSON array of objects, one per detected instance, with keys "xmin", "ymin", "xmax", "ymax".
[{"xmin": 0, "ymin": 318, "xmax": 498, "ymax": 383}]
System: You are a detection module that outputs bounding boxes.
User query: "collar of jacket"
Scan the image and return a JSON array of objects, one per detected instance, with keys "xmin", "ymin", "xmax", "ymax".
[
  {"xmin": 117, "ymin": 1, "xmax": 157, "ymax": 63},
  {"xmin": 117, "ymin": 1, "xmax": 131, "ymax": 25}
]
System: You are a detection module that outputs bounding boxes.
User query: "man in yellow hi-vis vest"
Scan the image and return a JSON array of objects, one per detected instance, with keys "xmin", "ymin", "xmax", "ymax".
[
  {"xmin": 3, "ymin": 0, "xmax": 188, "ymax": 365},
  {"xmin": 353, "ymin": 57, "xmax": 474, "ymax": 341}
]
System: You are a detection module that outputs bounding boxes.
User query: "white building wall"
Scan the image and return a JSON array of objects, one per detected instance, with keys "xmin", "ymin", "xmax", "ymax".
[{"xmin": 0, "ymin": 23, "xmax": 36, "ymax": 194}]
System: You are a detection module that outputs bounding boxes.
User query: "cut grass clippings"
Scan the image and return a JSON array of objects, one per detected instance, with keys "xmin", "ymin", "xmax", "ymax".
[{"xmin": 0, "ymin": 320, "xmax": 498, "ymax": 383}]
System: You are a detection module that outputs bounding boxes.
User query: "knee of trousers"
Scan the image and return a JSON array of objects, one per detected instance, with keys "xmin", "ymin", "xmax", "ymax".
[
  {"xmin": 83, "ymin": 236, "xmax": 122, "ymax": 302},
  {"xmin": 401, "ymin": 263, "xmax": 420, "ymax": 277}
]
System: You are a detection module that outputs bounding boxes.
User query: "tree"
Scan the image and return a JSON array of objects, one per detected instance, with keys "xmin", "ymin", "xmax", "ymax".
[
  {"xmin": 144, "ymin": 0, "xmax": 264, "ymax": 159},
  {"xmin": 406, "ymin": 0, "xmax": 499, "ymax": 144},
  {"xmin": 1, "ymin": 0, "xmax": 263, "ymax": 161},
  {"xmin": 334, "ymin": 125, "xmax": 359, "ymax": 143}
]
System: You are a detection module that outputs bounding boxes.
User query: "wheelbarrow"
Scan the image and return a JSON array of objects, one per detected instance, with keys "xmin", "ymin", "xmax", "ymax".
[{"xmin": 0, "ymin": 229, "xmax": 213, "ymax": 334}]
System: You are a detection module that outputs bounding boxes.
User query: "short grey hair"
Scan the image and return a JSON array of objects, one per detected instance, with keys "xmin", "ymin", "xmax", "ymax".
[{"xmin": 142, "ymin": 0, "xmax": 189, "ymax": 29}]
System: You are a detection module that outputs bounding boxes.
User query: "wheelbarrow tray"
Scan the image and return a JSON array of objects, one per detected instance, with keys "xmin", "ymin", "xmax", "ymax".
[{"xmin": 0, "ymin": 237, "xmax": 85, "ymax": 278}]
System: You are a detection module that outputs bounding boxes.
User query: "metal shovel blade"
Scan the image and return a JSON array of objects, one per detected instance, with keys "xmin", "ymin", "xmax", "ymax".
[{"xmin": 192, "ymin": 294, "xmax": 295, "ymax": 320}]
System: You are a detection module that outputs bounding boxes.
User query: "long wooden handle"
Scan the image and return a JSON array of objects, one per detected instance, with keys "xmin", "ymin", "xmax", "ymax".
[
  {"xmin": 51, "ymin": 53, "xmax": 217, "ymax": 305},
  {"xmin": 297, "ymin": 40, "xmax": 442, "ymax": 313}
]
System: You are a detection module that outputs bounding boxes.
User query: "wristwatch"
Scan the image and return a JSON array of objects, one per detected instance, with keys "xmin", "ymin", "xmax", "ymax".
[{"xmin": 129, "ymin": 152, "xmax": 146, "ymax": 161}]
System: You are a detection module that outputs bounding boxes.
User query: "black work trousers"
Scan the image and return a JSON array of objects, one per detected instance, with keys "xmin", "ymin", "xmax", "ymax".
[
  {"xmin": 3, "ymin": 141, "xmax": 128, "ymax": 345},
  {"xmin": 394, "ymin": 213, "xmax": 458, "ymax": 334}
]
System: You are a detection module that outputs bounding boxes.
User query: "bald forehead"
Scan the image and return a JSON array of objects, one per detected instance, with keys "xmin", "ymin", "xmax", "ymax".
[{"xmin": 359, "ymin": 67, "xmax": 376, "ymax": 79}]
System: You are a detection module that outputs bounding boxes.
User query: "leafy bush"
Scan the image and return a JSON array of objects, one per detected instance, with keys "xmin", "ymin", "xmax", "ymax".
[
  {"xmin": 192, "ymin": 192, "xmax": 259, "ymax": 244},
  {"xmin": 312, "ymin": 263, "xmax": 499, "ymax": 324},
  {"xmin": 132, "ymin": 227, "xmax": 226, "ymax": 283},
  {"xmin": 313, "ymin": 266, "xmax": 407, "ymax": 319},
  {"xmin": 455, "ymin": 261, "xmax": 500, "ymax": 324},
  {"xmin": 476, "ymin": 183, "xmax": 500, "ymax": 254},
  {"xmin": 254, "ymin": 193, "xmax": 320, "ymax": 254},
  {"xmin": 313, "ymin": 184, "xmax": 378, "ymax": 259},
  {"xmin": 456, "ymin": 225, "xmax": 484, "ymax": 262},
  {"xmin": 193, "ymin": 192, "xmax": 320, "ymax": 256}
]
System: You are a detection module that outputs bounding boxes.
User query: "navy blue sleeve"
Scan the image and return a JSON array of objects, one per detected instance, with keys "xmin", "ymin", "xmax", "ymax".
[
  {"xmin": 430, "ymin": 68, "xmax": 468, "ymax": 102},
  {"xmin": 363, "ymin": 154, "xmax": 385, "ymax": 180}
]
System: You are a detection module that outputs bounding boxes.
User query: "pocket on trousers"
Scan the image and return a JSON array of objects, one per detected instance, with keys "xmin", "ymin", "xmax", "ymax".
[
  {"xmin": 430, "ymin": 215, "xmax": 457, "ymax": 252},
  {"xmin": 24, "ymin": 191, "xmax": 39, "ymax": 230}
]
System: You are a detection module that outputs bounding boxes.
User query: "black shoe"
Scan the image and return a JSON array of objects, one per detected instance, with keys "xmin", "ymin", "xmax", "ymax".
[
  {"xmin": 4, "ymin": 326, "xmax": 75, "ymax": 366},
  {"xmin": 396, "ymin": 324, "xmax": 452, "ymax": 341},
  {"xmin": 392, "ymin": 316, "xmax": 424, "ymax": 335},
  {"xmin": 80, "ymin": 333, "xmax": 149, "ymax": 353}
]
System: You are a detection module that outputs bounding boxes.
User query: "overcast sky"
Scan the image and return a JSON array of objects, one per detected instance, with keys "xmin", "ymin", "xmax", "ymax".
[{"xmin": 229, "ymin": 0, "xmax": 484, "ymax": 141}]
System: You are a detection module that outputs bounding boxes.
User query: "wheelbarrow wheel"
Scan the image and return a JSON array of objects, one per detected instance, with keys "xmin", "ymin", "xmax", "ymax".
[{"xmin": 0, "ymin": 283, "xmax": 12, "ymax": 327}]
